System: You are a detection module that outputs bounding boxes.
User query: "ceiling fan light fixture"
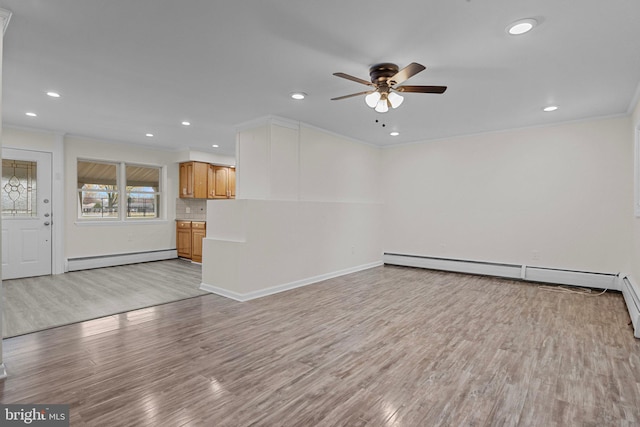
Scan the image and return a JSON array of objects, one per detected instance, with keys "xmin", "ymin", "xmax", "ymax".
[
  {"xmin": 507, "ymin": 18, "xmax": 537, "ymax": 35},
  {"xmin": 388, "ymin": 92, "xmax": 404, "ymax": 109},
  {"xmin": 375, "ymin": 98, "xmax": 389, "ymax": 113},
  {"xmin": 332, "ymin": 62, "xmax": 446, "ymax": 113},
  {"xmin": 365, "ymin": 91, "xmax": 381, "ymax": 108}
]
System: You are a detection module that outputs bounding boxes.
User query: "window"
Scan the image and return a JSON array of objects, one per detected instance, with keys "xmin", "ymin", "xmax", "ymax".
[
  {"xmin": 126, "ymin": 165, "xmax": 160, "ymax": 219},
  {"xmin": 78, "ymin": 161, "xmax": 119, "ymax": 219},
  {"xmin": 2, "ymin": 159, "xmax": 37, "ymax": 217},
  {"xmin": 77, "ymin": 160, "xmax": 163, "ymax": 221}
]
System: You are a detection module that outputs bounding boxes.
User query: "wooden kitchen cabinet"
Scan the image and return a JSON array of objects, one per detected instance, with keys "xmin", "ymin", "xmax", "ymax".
[
  {"xmin": 180, "ymin": 161, "xmax": 235, "ymax": 199},
  {"xmin": 208, "ymin": 165, "xmax": 236, "ymax": 199},
  {"xmin": 176, "ymin": 220, "xmax": 206, "ymax": 262},
  {"xmin": 179, "ymin": 162, "xmax": 194, "ymax": 198},
  {"xmin": 179, "ymin": 161, "xmax": 208, "ymax": 199},
  {"xmin": 228, "ymin": 167, "xmax": 236, "ymax": 198},
  {"xmin": 176, "ymin": 220, "xmax": 192, "ymax": 258},
  {"xmin": 191, "ymin": 221, "xmax": 206, "ymax": 263},
  {"xmin": 193, "ymin": 162, "xmax": 208, "ymax": 199}
]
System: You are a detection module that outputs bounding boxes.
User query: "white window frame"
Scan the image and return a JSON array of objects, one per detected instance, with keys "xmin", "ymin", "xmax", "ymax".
[
  {"xmin": 77, "ymin": 159, "xmax": 120, "ymax": 221},
  {"xmin": 124, "ymin": 162, "xmax": 163, "ymax": 220},
  {"xmin": 77, "ymin": 159, "xmax": 165, "ymax": 223}
]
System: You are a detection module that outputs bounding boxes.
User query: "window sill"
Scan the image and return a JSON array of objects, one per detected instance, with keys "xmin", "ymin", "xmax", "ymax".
[{"xmin": 74, "ymin": 219, "xmax": 169, "ymax": 227}]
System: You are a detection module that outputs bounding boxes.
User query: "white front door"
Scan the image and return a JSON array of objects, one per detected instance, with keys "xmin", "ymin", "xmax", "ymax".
[{"xmin": 1, "ymin": 148, "xmax": 53, "ymax": 280}]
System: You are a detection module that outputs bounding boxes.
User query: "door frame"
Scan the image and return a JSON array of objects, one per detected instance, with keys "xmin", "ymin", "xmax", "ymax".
[
  {"xmin": 1, "ymin": 147, "xmax": 53, "ymax": 278},
  {"xmin": 3, "ymin": 134, "xmax": 65, "ymax": 275}
]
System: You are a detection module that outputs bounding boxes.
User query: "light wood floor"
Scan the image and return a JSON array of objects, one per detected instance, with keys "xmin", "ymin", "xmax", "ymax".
[
  {"xmin": 1, "ymin": 266, "xmax": 638, "ymax": 426},
  {"xmin": 2, "ymin": 259, "xmax": 206, "ymax": 337}
]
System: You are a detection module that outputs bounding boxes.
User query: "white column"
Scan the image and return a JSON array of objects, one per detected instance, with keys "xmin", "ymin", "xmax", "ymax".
[{"xmin": 0, "ymin": 7, "xmax": 13, "ymax": 380}]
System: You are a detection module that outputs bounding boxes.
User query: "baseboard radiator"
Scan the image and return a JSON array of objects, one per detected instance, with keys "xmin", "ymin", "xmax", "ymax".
[
  {"xmin": 66, "ymin": 249, "xmax": 178, "ymax": 272},
  {"xmin": 383, "ymin": 253, "xmax": 620, "ymax": 291},
  {"xmin": 621, "ymin": 276, "xmax": 640, "ymax": 338}
]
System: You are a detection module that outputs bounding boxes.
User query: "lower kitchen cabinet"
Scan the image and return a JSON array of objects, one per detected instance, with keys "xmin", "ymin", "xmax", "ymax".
[
  {"xmin": 176, "ymin": 220, "xmax": 206, "ymax": 262},
  {"xmin": 176, "ymin": 221, "xmax": 192, "ymax": 258},
  {"xmin": 191, "ymin": 221, "xmax": 206, "ymax": 263}
]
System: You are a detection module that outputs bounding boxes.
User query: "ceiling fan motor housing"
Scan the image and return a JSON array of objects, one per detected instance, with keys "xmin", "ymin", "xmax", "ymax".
[{"xmin": 369, "ymin": 63, "xmax": 399, "ymax": 86}]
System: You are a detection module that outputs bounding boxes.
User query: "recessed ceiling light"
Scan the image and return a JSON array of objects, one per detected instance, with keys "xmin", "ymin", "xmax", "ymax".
[
  {"xmin": 181, "ymin": 121, "xmax": 191, "ymax": 126},
  {"xmin": 212, "ymin": 144, "xmax": 219, "ymax": 148},
  {"xmin": 290, "ymin": 92, "xmax": 307, "ymax": 100},
  {"xmin": 543, "ymin": 105, "xmax": 558, "ymax": 112},
  {"xmin": 25, "ymin": 112, "xmax": 37, "ymax": 117},
  {"xmin": 507, "ymin": 18, "xmax": 537, "ymax": 35},
  {"xmin": 46, "ymin": 91, "xmax": 61, "ymax": 98},
  {"xmin": 145, "ymin": 133, "xmax": 154, "ymax": 137},
  {"xmin": 390, "ymin": 131, "xmax": 400, "ymax": 136}
]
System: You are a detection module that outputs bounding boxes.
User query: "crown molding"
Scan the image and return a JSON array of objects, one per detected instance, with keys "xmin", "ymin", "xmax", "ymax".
[
  {"xmin": 0, "ymin": 8, "xmax": 12, "ymax": 35},
  {"xmin": 235, "ymin": 115, "xmax": 300, "ymax": 133}
]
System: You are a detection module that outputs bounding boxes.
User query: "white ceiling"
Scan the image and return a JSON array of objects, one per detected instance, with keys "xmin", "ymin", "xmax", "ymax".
[{"xmin": 1, "ymin": 1, "xmax": 639, "ymax": 157}]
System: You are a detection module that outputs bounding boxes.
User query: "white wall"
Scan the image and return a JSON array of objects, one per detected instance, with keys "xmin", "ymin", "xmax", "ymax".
[
  {"xmin": 176, "ymin": 149, "xmax": 235, "ymax": 166},
  {"xmin": 202, "ymin": 121, "xmax": 383, "ymax": 299},
  {"xmin": 203, "ymin": 199, "xmax": 382, "ymax": 297},
  {"xmin": 0, "ymin": 12, "xmax": 7, "ymax": 373},
  {"xmin": 2, "ymin": 126, "xmax": 58, "ymax": 151},
  {"xmin": 235, "ymin": 123, "xmax": 272, "ymax": 200},
  {"xmin": 382, "ymin": 116, "xmax": 633, "ymax": 273},
  {"xmin": 65, "ymin": 136, "xmax": 179, "ymax": 259},
  {"xmin": 631, "ymin": 98, "xmax": 640, "ymax": 280},
  {"xmin": 299, "ymin": 126, "xmax": 381, "ymax": 203}
]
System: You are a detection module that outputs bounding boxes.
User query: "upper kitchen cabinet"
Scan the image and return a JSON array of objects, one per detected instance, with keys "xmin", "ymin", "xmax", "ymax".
[
  {"xmin": 228, "ymin": 167, "xmax": 236, "ymax": 198},
  {"xmin": 193, "ymin": 162, "xmax": 209, "ymax": 198},
  {"xmin": 180, "ymin": 161, "xmax": 235, "ymax": 199},
  {"xmin": 179, "ymin": 162, "xmax": 194, "ymax": 198},
  {"xmin": 208, "ymin": 165, "xmax": 236, "ymax": 199}
]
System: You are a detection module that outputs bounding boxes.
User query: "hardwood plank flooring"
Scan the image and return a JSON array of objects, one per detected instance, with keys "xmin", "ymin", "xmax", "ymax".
[
  {"xmin": 2, "ymin": 259, "xmax": 206, "ymax": 337},
  {"xmin": 1, "ymin": 265, "xmax": 638, "ymax": 426}
]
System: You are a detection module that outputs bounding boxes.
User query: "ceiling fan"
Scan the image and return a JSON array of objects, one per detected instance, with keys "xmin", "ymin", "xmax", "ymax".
[{"xmin": 331, "ymin": 62, "xmax": 447, "ymax": 113}]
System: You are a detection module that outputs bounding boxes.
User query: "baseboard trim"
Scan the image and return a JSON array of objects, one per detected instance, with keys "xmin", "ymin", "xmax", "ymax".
[
  {"xmin": 620, "ymin": 275, "xmax": 640, "ymax": 338},
  {"xmin": 200, "ymin": 260, "xmax": 383, "ymax": 302},
  {"xmin": 384, "ymin": 253, "xmax": 522, "ymax": 279},
  {"xmin": 383, "ymin": 253, "xmax": 620, "ymax": 291},
  {"xmin": 66, "ymin": 249, "xmax": 178, "ymax": 272}
]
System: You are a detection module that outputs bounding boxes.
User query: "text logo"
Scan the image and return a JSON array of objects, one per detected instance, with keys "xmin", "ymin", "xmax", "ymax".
[{"xmin": 0, "ymin": 405, "xmax": 69, "ymax": 426}]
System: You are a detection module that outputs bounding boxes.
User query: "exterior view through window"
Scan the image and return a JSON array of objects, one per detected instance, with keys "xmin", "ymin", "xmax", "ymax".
[
  {"xmin": 77, "ymin": 160, "xmax": 161, "ymax": 220},
  {"xmin": 126, "ymin": 164, "xmax": 160, "ymax": 219}
]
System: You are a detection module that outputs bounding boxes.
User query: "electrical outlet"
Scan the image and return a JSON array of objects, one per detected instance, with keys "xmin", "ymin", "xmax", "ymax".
[
  {"xmin": 186, "ymin": 207, "xmax": 191, "ymax": 213},
  {"xmin": 532, "ymin": 250, "xmax": 540, "ymax": 261},
  {"xmin": 351, "ymin": 246, "xmax": 355, "ymax": 255}
]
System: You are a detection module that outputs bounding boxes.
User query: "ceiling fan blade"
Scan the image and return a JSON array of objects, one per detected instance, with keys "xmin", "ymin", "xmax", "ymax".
[
  {"xmin": 395, "ymin": 85, "xmax": 447, "ymax": 94},
  {"xmin": 331, "ymin": 91, "xmax": 373, "ymax": 101},
  {"xmin": 389, "ymin": 62, "xmax": 426, "ymax": 85},
  {"xmin": 333, "ymin": 72, "xmax": 374, "ymax": 86}
]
